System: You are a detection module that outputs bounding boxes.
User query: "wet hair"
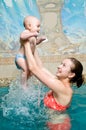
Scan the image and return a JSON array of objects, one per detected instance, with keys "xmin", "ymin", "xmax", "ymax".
[
  {"xmin": 23, "ymin": 17, "xmax": 29, "ymax": 28},
  {"xmin": 23, "ymin": 20, "xmax": 25, "ymax": 27},
  {"xmin": 69, "ymin": 57, "xmax": 84, "ymax": 88}
]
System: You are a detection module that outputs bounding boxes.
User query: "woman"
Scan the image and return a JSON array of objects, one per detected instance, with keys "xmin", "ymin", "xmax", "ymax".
[{"xmin": 23, "ymin": 38, "xmax": 84, "ymax": 129}]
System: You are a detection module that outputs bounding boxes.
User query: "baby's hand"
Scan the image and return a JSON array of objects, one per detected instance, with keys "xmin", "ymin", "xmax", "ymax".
[{"xmin": 36, "ymin": 36, "xmax": 48, "ymax": 45}]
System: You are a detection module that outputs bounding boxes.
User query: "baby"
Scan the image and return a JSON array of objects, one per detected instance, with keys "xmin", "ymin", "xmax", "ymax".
[{"xmin": 15, "ymin": 16, "xmax": 45, "ymax": 89}]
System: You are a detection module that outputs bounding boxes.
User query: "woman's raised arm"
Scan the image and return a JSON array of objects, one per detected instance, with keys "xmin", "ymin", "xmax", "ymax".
[{"xmin": 24, "ymin": 42, "xmax": 61, "ymax": 92}]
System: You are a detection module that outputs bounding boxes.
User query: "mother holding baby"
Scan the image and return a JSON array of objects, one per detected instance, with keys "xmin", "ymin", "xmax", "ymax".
[{"xmin": 21, "ymin": 30, "xmax": 84, "ymax": 130}]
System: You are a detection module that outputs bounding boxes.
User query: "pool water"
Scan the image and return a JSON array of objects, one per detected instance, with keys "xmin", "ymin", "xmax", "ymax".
[
  {"xmin": 68, "ymin": 85, "xmax": 86, "ymax": 130},
  {"xmin": 0, "ymin": 77, "xmax": 49, "ymax": 130},
  {"xmin": 0, "ymin": 77, "xmax": 86, "ymax": 130}
]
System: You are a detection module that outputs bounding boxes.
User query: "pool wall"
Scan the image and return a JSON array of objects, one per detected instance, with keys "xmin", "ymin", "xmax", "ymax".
[{"xmin": 0, "ymin": 0, "xmax": 86, "ymax": 86}]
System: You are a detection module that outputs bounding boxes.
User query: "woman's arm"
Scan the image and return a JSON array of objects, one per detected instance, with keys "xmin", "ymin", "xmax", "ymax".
[
  {"xmin": 33, "ymin": 49, "xmax": 43, "ymax": 68},
  {"xmin": 24, "ymin": 42, "xmax": 61, "ymax": 91},
  {"xmin": 34, "ymin": 49, "xmax": 54, "ymax": 77}
]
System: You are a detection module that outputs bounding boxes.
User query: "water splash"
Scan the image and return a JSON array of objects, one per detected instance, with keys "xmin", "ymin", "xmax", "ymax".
[{"xmin": 1, "ymin": 76, "xmax": 49, "ymax": 129}]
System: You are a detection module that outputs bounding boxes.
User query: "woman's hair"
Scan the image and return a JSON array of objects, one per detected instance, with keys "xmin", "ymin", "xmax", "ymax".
[{"xmin": 69, "ymin": 57, "xmax": 84, "ymax": 88}]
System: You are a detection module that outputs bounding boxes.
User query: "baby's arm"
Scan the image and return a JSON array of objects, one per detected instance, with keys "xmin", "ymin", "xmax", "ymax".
[
  {"xmin": 20, "ymin": 30, "xmax": 46, "ymax": 47},
  {"xmin": 36, "ymin": 36, "xmax": 46, "ymax": 45},
  {"xmin": 20, "ymin": 29, "xmax": 38, "ymax": 41}
]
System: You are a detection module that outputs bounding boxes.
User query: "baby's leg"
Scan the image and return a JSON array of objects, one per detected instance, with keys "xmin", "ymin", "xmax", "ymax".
[
  {"xmin": 21, "ymin": 71, "xmax": 27, "ymax": 89},
  {"xmin": 16, "ymin": 57, "xmax": 28, "ymax": 89},
  {"xmin": 27, "ymin": 70, "xmax": 33, "ymax": 78}
]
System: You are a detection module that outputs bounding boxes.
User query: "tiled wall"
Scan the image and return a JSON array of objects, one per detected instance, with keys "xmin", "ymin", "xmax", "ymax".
[{"xmin": 0, "ymin": 54, "xmax": 86, "ymax": 86}]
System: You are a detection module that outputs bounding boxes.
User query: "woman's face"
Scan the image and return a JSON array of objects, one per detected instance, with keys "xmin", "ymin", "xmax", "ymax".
[{"xmin": 56, "ymin": 59, "xmax": 75, "ymax": 80}]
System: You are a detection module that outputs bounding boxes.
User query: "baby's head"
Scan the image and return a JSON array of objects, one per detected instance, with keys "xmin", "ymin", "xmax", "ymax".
[{"xmin": 23, "ymin": 16, "xmax": 40, "ymax": 33}]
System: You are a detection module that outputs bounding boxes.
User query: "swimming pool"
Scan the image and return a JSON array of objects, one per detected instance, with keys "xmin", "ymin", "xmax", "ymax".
[{"xmin": 0, "ymin": 77, "xmax": 86, "ymax": 130}]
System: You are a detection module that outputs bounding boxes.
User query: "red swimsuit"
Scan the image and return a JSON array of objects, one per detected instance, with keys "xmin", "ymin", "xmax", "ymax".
[
  {"xmin": 44, "ymin": 91, "xmax": 68, "ymax": 112},
  {"xmin": 44, "ymin": 91, "xmax": 71, "ymax": 130}
]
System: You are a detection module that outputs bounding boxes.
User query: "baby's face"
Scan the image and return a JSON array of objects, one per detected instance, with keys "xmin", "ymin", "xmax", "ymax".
[
  {"xmin": 25, "ymin": 17, "xmax": 40, "ymax": 33},
  {"xmin": 30, "ymin": 19, "xmax": 40, "ymax": 33}
]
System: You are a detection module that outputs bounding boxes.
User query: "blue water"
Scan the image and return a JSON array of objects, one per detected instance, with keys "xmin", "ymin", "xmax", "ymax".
[
  {"xmin": 0, "ymin": 77, "xmax": 49, "ymax": 130},
  {"xmin": 68, "ymin": 85, "xmax": 86, "ymax": 130},
  {"xmin": 0, "ymin": 77, "xmax": 86, "ymax": 130}
]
